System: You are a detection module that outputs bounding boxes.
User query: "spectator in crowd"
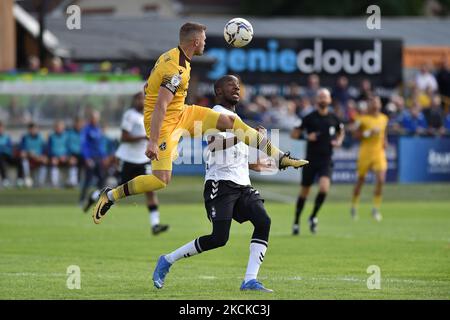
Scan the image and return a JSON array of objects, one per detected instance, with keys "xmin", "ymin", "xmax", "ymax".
[
  {"xmin": 444, "ymin": 109, "xmax": 450, "ymax": 134},
  {"xmin": 0, "ymin": 121, "xmax": 21, "ymax": 187},
  {"xmin": 332, "ymin": 76, "xmax": 351, "ymax": 109},
  {"xmin": 297, "ymin": 96, "xmax": 315, "ymax": 119},
  {"xmin": 263, "ymin": 96, "xmax": 300, "ymax": 130},
  {"xmin": 63, "ymin": 58, "xmax": 79, "ymax": 73},
  {"xmin": 356, "ymin": 79, "xmax": 373, "ymax": 102},
  {"xmin": 436, "ymin": 57, "xmax": 450, "ymax": 100},
  {"xmin": 282, "ymin": 100, "xmax": 301, "ymax": 130},
  {"xmin": 27, "ymin": 55, "xmax": 41, "ymax": 72},
  {"xmin": 66, "ymin": 117, "xmax": 84, "ymax": 187},
  {"xmin": 304, "ymin": 74, "xmax": 320, "ymax": 103},
  {"xmin": 79, "ymin": 110, "xmax": 107, "ymax": 206},
  {"xmin": 238, "ymin": 95, "xmax": 269, "ymax": 123},
  {"xmin": 20, "ymin": 123, "xmax": 47, "ymax": 187},
  {"xmin": 417, "ymin": 85, "xmax": 434, "ymax": 109},
  {"xmin": 345, "ymin": 99, "xmax": 359, "ymax": 124},
  {"xmin": 387, "ymin": 94, "xmax": 408, "ymax": 134},
  {"xmin": 100, "ymin": 124, "xmax": 119, "ymax": 180},
  {"xmin": 48, "ymin": 57, "xmax": 64, "ymax": 73},
  {"xmin": 400, "ymin": 102, "xmax": 428, "ymax": 136},
  {"xmin": 48, "ymin": 120, "xmax": 69, "ymax": 187},
  {"xmin": 415, "ymin": 63, "xmax": 438, "ymax": 92},
  {"xmin": 286, "ymin": 82, "xmax": 301, "ymax": 100},
  {"xmin": 423, "ymin": 95, "xmax": 445, "ymax": 136}
]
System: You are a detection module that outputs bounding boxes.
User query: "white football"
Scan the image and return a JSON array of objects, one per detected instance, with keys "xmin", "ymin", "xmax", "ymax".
[{"xmin": 223, "ymin": 18, "xmax": 253, "ymax": 48}]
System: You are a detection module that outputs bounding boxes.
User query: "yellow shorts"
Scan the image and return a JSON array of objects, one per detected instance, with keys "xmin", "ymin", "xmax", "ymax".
[
  {"xmin": 357, "ymin": 150, "xmax": 387, "ymax": 178},
  {"xmin": 144, "ymin": 105, "xmax": 221, "ymax": 171}
]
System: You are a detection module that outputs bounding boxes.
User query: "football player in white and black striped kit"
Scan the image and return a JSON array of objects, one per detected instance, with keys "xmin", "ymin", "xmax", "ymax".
[
  {"xmin": 85, "ymin": 93, "xmax": 169, "ymax": 235},
  {"xmin": 152, "ymin": 75, "xmax": 275, "ymax": 292}
]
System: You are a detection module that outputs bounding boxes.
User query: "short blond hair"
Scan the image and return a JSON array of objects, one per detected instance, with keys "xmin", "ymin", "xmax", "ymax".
[{"xmin": 179, "ymin": 22, "xmax": 206, "ymax": 43}]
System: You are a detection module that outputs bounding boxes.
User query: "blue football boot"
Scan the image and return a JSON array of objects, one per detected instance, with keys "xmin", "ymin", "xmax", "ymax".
[
  {"xmin": 152, "ymin": 255, "xmax": 172, "ymax": 289},
  {"xmin": 240, "ymin": 279, "xmax": 273, "ymax": 292}
]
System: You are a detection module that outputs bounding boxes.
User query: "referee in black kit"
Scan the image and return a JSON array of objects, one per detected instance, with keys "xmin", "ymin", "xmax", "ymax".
[{"xmin": 290, "ymin": 88, "xmax": 344, "ymax": 235}]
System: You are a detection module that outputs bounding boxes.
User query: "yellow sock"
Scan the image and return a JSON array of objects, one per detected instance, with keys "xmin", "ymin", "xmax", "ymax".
[
  {"xmin": 112, "ymin": 175, "xmax": 166, "ymax": 201},
  {"xmin": 232, "ymin": 117, "xmax": 282, "ymax": 158},
  {"xmin": 351, "ymin": 194, "xmax": 360, "ymax": 208},
  {"xmin": 373, "ymin": 195, "xmax": 382, "ymax": 209}
]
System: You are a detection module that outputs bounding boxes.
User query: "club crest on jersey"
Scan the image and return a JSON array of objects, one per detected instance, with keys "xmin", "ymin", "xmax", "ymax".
[
  {"xmin": 329, "ymin": 126, "xmax": 336, "ymax": 136},
  {"xmin": 159, "ymin": 142, "xmax": 167, "ymax": 151},
  {"xmin": 171, "ymin": 74, "xmax": 182, "ymax": 87}
]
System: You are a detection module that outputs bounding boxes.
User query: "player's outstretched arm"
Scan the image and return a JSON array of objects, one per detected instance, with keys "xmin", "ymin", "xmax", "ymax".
[{"xmin": 146, "ymin": 87, "xmax": 174, "ymax": 161}]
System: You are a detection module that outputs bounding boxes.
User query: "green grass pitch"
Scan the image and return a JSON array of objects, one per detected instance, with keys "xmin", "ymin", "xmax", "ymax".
[{"xmin": 0, "ymin": 177, "xmax": 449, "ymax": 299}]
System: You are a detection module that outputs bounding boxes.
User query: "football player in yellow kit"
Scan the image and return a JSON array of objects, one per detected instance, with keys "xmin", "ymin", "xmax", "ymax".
[
  {"xmin": 92, "ymin": 22, "xmax": 308, "ymax": 224},
  {"xmin": 351, "ymin": 95, "xmax": 388, "ymax": 221}
]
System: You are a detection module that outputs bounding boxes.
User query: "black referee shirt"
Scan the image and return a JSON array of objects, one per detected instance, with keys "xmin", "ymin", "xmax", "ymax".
[{"xmin": 296, "ymin": 109, "xmax": 344, "ymax": 161}]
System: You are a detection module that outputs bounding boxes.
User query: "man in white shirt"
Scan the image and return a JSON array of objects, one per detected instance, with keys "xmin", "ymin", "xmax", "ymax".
[
  {"xmin": 84, "ymin": 93, "xmax": 169, "ymax": 235},
  {"xmin": 116, "ymin": 92, "xmax": 169, "ymax": 235},
  {"xmin": 152, "ymin": 75, "xmax": 277, "ymax": 292},
  {"xmin": 415, "ymin": 63, "xmax": 438, "ymax": 92}
]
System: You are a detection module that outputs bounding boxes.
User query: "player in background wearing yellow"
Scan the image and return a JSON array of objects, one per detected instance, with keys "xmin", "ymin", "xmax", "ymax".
[
  {"xmin": 351, "ymin": 95, "xmax": 388, "ymax": 221},
  {"xmin": 92, "ymin": 22, "xmax": 308, "ymax": 224}
]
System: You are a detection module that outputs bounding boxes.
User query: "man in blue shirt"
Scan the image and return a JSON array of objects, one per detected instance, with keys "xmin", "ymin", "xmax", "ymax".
[
  {"xmin": 80, "ymin": 111, "xmax": 107, "ymax": 205},
  {"xmin": 0, "ymin": 121, "xmax": 19, "ymax": 187},
  {"xmin": 66, "ymin": 117, "xmax": 84, "ymax": 187},
  {"xmin": 400, "ymin": 104, "xmax": 428, "ymax": 136},
  {"xmin": 20, "ymin": 122, "xmax": 48, "ymax": 187},
  {"xmin": 48, "ymin": 120, "xmax": 69, "ymax": 187},
  {"xmin": 444, "ymin": 110, "xmax": 450, "ymax": 135}
]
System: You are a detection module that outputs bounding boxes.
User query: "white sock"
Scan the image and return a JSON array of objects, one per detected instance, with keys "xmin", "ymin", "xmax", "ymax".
[
  {"xmin": 244, "ymin": 240, "xmax": 268, "ymax": 283},
  {"xmin": 38, "ymin": 166, "xmax": 47, "ymax": 186},
  {"xmin": 51, "ymin": 166, "xmax": 59, "ymax": 187},
  {"xmin": 68, "ymin": 166, "xmax": 78, "ymax": 185},
  {"xmin": 91, "ymin": 189, "xmax": 101, "ymax": 201},
  {"xmin": 106, "ymin": 190, "xmax": 114, "ymax": 202},
  {"xmin": 165, "ymin": 239, "xmax": 201, "ymax": 264},
  {"xmin": 149, "ymin": 210, "xmax": 160, "ymax": 227},
  {"xmin": 22, "ymin": 159, "xmax": 30, "ymax": 178}
]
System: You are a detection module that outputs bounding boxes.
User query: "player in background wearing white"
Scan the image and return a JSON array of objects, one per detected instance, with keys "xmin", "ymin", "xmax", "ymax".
[
  {"xmin": 152, "ymin": 75, "xmax": 275, "ymax": 292},
  {"xmin": 85, "ymin": 93, "xmax": 169, "ymax": 235}
]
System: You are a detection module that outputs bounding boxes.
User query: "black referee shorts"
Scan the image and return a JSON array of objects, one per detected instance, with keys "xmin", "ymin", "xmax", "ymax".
[
  {"xmin": 118, "ymin": 160, "xmax": 151, "ymax": 185},
  {"xmin": 301, "ymin": 159, "xmax": 333, "ymax": 187},
  {"xmin": 203, "ymin": 180, "xmax": 264, "ymax": 224}
]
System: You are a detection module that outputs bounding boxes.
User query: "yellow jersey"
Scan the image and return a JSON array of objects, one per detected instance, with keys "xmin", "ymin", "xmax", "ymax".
[
  {"xmin": 357, "ymin": 113, "xmax": 388, "ymax": 152},
  {"xmin": 143, "ymin": 46, "xmax": 191, "ymax": 127}
]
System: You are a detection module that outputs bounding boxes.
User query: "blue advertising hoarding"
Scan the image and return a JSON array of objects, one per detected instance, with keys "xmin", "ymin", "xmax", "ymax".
[
  {"xmin": 172, "ymin": 136, "xmax": 450, "ymax": 185},
  {"xmin": 399, "ymin": 137, "xmax": 450, "ymax": 183}
]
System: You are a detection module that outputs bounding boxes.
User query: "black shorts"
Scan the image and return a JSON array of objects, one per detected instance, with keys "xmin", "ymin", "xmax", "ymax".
[
  {"xmin": 301, "ymin": 159, "xmax": 333, "ymax": 187},
  {"xmin": 119, "ymin": 160, "xmax": 151, "ymax": 185},
  {"xmin": 203, "ymin": 180, "xmax": 264, "ymax": 224}
]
